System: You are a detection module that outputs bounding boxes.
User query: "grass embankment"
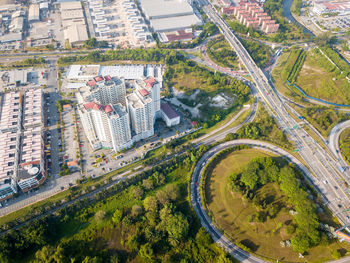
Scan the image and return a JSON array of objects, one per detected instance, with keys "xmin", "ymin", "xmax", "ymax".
[
  {"xmin": 237, "ymin": 104, "xmax": 292, "ymax": 150},
  {"xmin": 340, "ymin": 128, "xmax": 350, "ymax": 165},
  {"xmin": 205, "ymin": 149, "xmax": 350, "ymax": 262},
  {"xmin": 206, "ymin": 37, "xmax": 239, "ymax": 69},
  {"xmin": 272, "ymin": 47, "xmax": 350, "ymax": 105},
  {"xmin": 300, "ymin": 107, "xmax": 349, "ymax": 137}
]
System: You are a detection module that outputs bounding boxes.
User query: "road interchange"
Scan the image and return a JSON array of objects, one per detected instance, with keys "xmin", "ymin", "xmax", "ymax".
[
  {"xmin": 191, "ymin": 140, "xmax": 316, "ymax": 263},
  {"xmin": 197, "ymin": 0, "xmax": 350, "ymax": 225}
]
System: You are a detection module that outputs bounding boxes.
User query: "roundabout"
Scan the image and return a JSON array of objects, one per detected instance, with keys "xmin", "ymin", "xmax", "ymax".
[{"xmin": 190, "ymin": 139, "xmax": 348, "ymax": 263}]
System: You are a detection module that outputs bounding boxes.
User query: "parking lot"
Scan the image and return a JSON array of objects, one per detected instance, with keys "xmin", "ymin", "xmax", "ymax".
[{"xmin": 61, "ymin": 105, "xmax": 80, "ymax": 174}]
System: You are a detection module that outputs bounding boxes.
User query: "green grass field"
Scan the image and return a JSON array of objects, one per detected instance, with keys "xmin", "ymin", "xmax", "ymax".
[
  {"xmin": 207, "ymin": 37, "xmax": 239, "ymax": 69},
  {"xmin": 340, "ymin": 128, "xmax": 350, "ymax": 165},
  {"xmin": 205, "ymin": 149, "xmax": 350, "ymax": 262},
  {"xmin": 272, "ymin": 48, "xmax": 350, "ymax": 105}
]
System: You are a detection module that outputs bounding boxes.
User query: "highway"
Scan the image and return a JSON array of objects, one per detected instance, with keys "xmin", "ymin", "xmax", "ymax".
[
  {"xmin": 191, "ymin": 139, "xmax": 314, "ymax": 263},
  {"xmin": 197, "ymin": 0, "xmax": 350, "ymax": 225}
]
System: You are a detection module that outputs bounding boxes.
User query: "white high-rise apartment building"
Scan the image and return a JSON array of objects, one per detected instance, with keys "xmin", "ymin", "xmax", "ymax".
[
  {"xmin": 135, "ymin": 77, "xmax": 161, "ymax": 116},
  {"xmin": 86, "ymin": 76, "xmax": 126, "ymax": 105},
  {"xmin": 108, "ymin": 105, "xmax": 133, "ymax": 151},
  {"xmin": 78, "ymin": 101, "xmax": 132, "ymax": 151},
  {"xmin": 78, "ymin": 75, "xmax": 163, "ymax": 152},
  {"xmin": 126, "ymin": 88, "xmax": 155, "ymax": 141}
]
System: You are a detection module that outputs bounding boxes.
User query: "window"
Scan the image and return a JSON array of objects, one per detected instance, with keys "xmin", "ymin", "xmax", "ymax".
[
  {"xmin": 9, "ymin": 153, "xmax": 14, "ymax": 157},
  {"xmin": 10, "ymin": 145, "xmax": 15, "ymax": 149},
  {"xmin": 8, "ymin": 162, "xmax": 14, "ymax": 166},
  {"xmin": 10, "ymin": 137, "xmax": 16, "ymax": 141}
]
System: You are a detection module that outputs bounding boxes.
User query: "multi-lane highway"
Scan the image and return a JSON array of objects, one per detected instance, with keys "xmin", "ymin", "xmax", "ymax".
[{"xmin": 197, "ymin": 0, "xmax": 350, "ymax": 225}]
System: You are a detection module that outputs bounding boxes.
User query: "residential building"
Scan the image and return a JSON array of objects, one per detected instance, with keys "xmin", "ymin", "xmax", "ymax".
[
  {"xmin": 0, "ymin": 89, "xmax": 46, "ymax": 201},
  {"xmin": 84, "ymin": 76, "xmax": 127, "ymax": 106},
  {"xmin": 78, "ymin": 101, "xmax": 132, "ymax": 151},
  {"xmin": 126, "ymin": 89, "xmax": 155, "ymax": 141}
]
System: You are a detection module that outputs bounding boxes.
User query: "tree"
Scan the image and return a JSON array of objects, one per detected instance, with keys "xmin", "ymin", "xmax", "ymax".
[
  {"xmin": 164, "ymin": 184, "xmax": 180, "ymax": 201},
  {"xmin": 291, "ymin": 233, "xmax": 311, "ymax": 254},
  {"xmin": 94, "ymin": 210, "xmax": 106, "ymax": 222},
  {"xmin": 139, "ymin": 243, "xmax": 155, "ymax": 262},
  {"xmin": 132, "ymin": 186, "xmax": 144, "ymax": 199},
  {"xmin": 142, "ymin": 178, "xmax": 154, "ymax": 190},
  {"xmin": 196, "ymin": 227, "xmax": 212, "ymax": 246},
  {"xmin": 34, "ymin": 246, "xmax": 54, "ymax": 262},
  {"xmin": 131, "ymin": 205, "xmax": 143, "ymax": 217},
  {"xmin": 166, "ymin": 213, "xmax": 189, "ymax": 246},
  {"xmin": 216, "ymin": 253, "xmax": 234, "ymax": 263},
  {"xmin": 156, "ymin": 190, "xmax": 170, "ymax": 206},
  {"xmin": 112, "ymin": 209, "xmax": 123, "ymax": 225},
  {"xmin": 240, "ymin": 164, "xmax": 259, "ymax": 190},
  {"xmin": 143, "ymin": 196, "xmax": 158, "ymax": 212},
  {"xmin": 332, "ymin": 249, "xmax": 342, "ymax": 259}
]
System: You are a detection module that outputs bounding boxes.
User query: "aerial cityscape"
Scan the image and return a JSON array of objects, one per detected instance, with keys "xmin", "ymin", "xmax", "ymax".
[{"xmin": 0, "ymin": 0, "xmax": 350, "ymax": 262}]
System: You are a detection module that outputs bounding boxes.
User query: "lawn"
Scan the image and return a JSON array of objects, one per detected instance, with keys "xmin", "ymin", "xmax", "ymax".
[
  {"xmin": 272, "ymin": 48, "xmax": 350, "ymax": 105},
  {"xmin": 340, "ymin": 128, "xmax": 350, "ymax": 165},
  {"xmin": 205, "ymin": 149, "xmax": 350, "ymax": 262}
]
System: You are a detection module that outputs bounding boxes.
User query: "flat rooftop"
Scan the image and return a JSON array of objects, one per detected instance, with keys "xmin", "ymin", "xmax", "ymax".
[
  {"xmin": 139, "ymin": 0, "xmax": 194, "ymax": 19},
  {"xmin": 0, "ymin": 132, "xmax": 17, "ymax": 182},
  {"xmin": 150, "ymin": 14, "xmax": 202, "ymax": 32},
  {"xmin": 0, "ymin": 92, "xmax": 20, "ymax": 131}
]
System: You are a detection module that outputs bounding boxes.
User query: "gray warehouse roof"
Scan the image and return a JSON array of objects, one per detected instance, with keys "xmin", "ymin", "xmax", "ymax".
[
  {"xmin": 139, "ymin": 0, "xmax": 194, "ymax": 19},
  {"xmin": 150, "ymin": 14, "xmax": 202, "ymax": 32}
]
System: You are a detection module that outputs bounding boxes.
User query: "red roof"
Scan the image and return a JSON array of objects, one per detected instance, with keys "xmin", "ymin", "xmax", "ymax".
[
  {"xmin": 144, "ymin": 78, "xmax": 156, "ymax": 88},
  {"xmin": 103, "ymin": 105, "xmax": 113, "ymax": 113},
  {"xmin": 94, "ymin": 76, "xmax": 104, "ymax": 82},
  {"xmin": 165, "ymin": 30, "xmax": 194, "ymax": 42},
  {"xmin": 104, "ymin": 75, "xmax": 112, "ymax": 81},
  {"xmin": 84, "ymin": 102, "xmax": 101, "ymax": 111},
  {"xmin": 87, "ymin": 80, "xmax": 96, "ymax": 87},
  {"xmin": 139, "ymin": 88, "xmax": 150, "ymax": 97},
  {"xmin": 67, "ymin": 160, "xmax": 78, "ymax": 166}
]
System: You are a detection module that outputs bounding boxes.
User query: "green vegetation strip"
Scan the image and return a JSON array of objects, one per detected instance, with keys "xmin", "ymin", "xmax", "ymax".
[{"xmin": 340, "ymin": 128, "xmax": 350, "ymax": 166}]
